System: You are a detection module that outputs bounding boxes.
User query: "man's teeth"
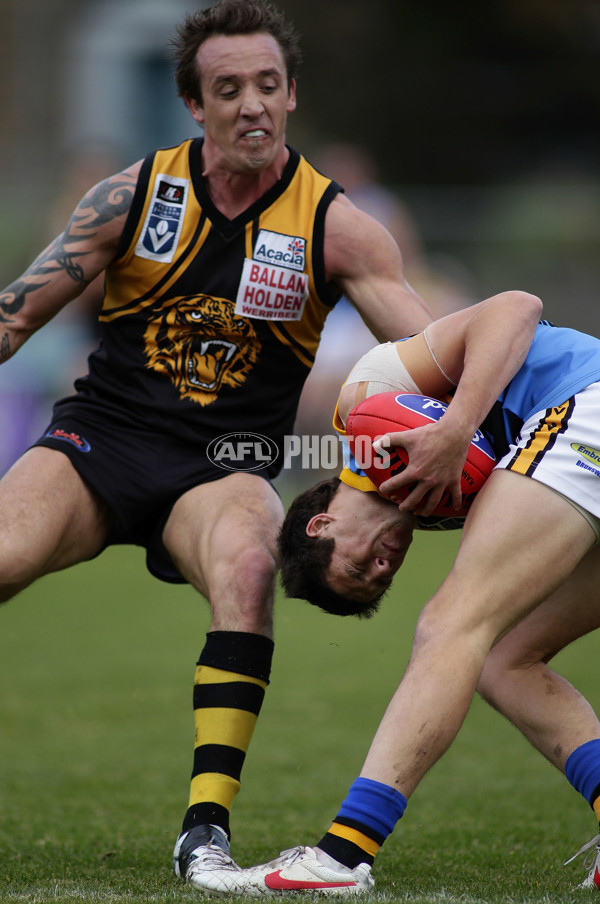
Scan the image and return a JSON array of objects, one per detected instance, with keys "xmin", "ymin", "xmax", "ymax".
[{"xmin": 245, "ymin": 129, "xmax": 266, "ymax": 137}]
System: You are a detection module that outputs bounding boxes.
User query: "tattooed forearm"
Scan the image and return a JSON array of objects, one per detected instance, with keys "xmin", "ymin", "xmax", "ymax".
[
  {"xmin": 41, "ymin": 234, "xmax": 89, "ymax": 288},
  {"xmin": 0, "ymin": 281, "xmax": 37, "ymax": 322},
  {"xmin": 0, "ymin": 237, "xmax": 90, "ymax": 323},
  {"xmin": 0, "ymin": 332, "xmax": 10, "ymax": 362}
]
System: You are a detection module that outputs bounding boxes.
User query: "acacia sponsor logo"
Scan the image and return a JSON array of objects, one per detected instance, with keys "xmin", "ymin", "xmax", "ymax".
[{"xmin": 253, "ymin": 229, "xmax": 306, "ymax": 271}]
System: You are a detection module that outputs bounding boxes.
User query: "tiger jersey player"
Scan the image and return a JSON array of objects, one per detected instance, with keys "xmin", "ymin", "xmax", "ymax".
[
  {"xmin": 85, "ymin": 138, "xmax": 343, "ymax": 448},
  {"xmin": 38, "ymin": 137, "xmax": 346, "ymax": 548},
  {"xmin": 0, "ymin": 0, "xmax": 433, "ymax": 893}
]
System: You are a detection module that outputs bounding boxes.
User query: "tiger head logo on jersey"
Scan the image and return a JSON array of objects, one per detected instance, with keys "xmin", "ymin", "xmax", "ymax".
[{"xmin": 144, "ymin": 295, "xmax": 260, "ymax": 406}]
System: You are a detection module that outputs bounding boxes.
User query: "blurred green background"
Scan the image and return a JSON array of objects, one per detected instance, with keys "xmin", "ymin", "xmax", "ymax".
[
  {"xmin": 1, "ymin": 3, "xmax": 600, "ymax": 898},
  {"xmin": 1, "ymin": 0, "xmax": 599, "ymax": 328}
]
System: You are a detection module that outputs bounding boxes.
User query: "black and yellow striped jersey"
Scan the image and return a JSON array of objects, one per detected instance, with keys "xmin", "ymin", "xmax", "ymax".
[{"xmin": 77, "ymin": 138, "xmax": 342, "ymax": 454}]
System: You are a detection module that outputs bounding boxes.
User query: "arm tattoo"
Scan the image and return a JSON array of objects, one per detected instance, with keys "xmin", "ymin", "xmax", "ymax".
[
  {"xmin": 67, "ymin": 173, "xmax": 135, "ymax": 235},
  {"xmin": 0, "ymin": 171, "xmax": 135, "ymax": 325},
  {"xmin": 0, "ymin": 238, "xmax": 89, "ymax": 323},
  {"xmin": 0, "ymin": 282, "xmax": 35, "ymax": 322},
  {"xmin": 0, "ymin": 332, "xmax": 10, "ymax": 362}
]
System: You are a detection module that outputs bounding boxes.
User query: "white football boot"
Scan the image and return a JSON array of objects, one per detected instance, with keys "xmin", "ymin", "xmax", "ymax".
[
  {"xmin": 173, "ymin": 824, "xmax": 244, "ymax": 893},
  {"xmin": 240, "ymin": 845, "xmax": 374, "ymax": 896},
  {"xmin": 564, "ymin": 832, "xmax": 600, "ymax": 889}
]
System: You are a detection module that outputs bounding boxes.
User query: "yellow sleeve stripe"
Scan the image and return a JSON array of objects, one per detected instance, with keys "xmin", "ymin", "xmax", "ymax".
[{"xmin": 339, "ymin": 467, "xmax": 379, "ymax": 493}]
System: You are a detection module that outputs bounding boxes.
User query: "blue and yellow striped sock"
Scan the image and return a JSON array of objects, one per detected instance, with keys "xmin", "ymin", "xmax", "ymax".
[
  {"xmin": 565, "ymin": 739, "xmax": 600, "ymax": 826},
  {"xmin": 181, "ymin": 631, "xmax": 273, "ymax": 838},
  {"xmin": 317, "ymin": 777, "xmax": 407, "ymax": 868}
]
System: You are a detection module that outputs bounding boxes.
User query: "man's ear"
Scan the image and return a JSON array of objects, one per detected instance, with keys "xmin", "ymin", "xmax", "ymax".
[
  {"xmin": 306, "ymin": 513, "xmax": 334, "ymax": 538},
  {"xmin": 286, "ymin": 78, "xmax": 297, "ymax": 113},
  {"xmin": 184, "ymin": 93, "xmax": 204, "ymax": 124}
]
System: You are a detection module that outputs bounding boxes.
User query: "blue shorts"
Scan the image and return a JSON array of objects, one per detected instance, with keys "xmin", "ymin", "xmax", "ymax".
[{"xmin": 33, "ymin": 395, "xmax": 272, "ymax": 583}]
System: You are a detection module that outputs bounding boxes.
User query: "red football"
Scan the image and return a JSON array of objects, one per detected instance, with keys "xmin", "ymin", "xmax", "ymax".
[{"xmin": 346, "ymin": 391, "xmax": 496, "ymax": 517}]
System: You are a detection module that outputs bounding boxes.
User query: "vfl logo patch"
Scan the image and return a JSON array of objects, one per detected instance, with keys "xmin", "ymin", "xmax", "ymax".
[
  {"xmin": 571, "ymin": 443, "xmax": 600, "ymax": 477},
  {"xmin": 135, "ymin": 173, "xmax": 189, "ymax": 263},
  {"xmin": 253, "ymin": 229, "xmax": 306, "ymax": 271},
  {"xmin": 45, "ymin": 428, "xmax": 91, "ymax": 452}
]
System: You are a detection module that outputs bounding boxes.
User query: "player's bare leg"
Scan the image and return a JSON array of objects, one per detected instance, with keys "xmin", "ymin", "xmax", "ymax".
[
  {"xmin": 266, "ymin": 471, "xmax": 598, "ymax": 893},
  {"xmin": 477, "ymin": 546, "xmax": 600, "ymax": 886},
  {"xmin": 477, "ymin": 543, "xmax": 600, "ymax": 770},
  {"xmin": 0, "ymin": 446, "xmax": 111, "ymax": 601},
  {"xmin": 163, "ymin": 471, "xmax": 283, "ymax": 635},
  {"xmin": 163, "ymin": 473, "xmax": 284, "ymax": 889},
  {"xmin": 358, "ymin": 470, "xmax": 596, "ymax": 798},
  {"xmin": 234, "ymin": 470, "xmax": 600, "ymax": 897}
]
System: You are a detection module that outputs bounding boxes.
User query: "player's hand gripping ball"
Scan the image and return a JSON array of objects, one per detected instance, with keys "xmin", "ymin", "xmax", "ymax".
[{"xmin": 346, "ymin": 391, "xmax": 496, "ymax": 517}]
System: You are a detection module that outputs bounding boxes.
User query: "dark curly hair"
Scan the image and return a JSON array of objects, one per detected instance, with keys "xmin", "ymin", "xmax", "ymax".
[
  {"xmin": 278, "ymin": 477, "xmax": 384, "ymax": 619},
  {"xmin": 171, "ymin": 0, "xmax": 302, "ymax": 105}
]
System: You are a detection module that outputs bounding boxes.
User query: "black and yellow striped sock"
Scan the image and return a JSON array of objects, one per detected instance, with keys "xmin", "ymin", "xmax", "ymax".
[{"xmin": 181, "ymin": 631, "xmax": 274, "ymax": 837}]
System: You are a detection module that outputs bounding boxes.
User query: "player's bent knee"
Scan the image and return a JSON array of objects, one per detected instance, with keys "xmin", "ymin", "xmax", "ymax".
[
  {"xmin": 477, "ymin": 642, "xmax": 543, "ymax": 708},
  {"xmin": 476, "ymin": 660, "xmax": 504, "ymax": 708},
  {"xmin": 0, "ymin": 539, "xmax": 45, "ymax": 592},
  {"xmin": 210, "ymin": 543, "xmax": 277, "ymax": 632},
  {"xmin": 0, "ymin": 560, "xmax": 41, "ymax": 602},
  {"xmin": 413, "ymin": 592, "xmax": 496, "ymax": 665},
  {"xmin": 227, "ymin": 542, "xmax": 276, "ymax": 596},
  {"xmin": 0, "ymin": 580, "xmax": 34, "ymax": 604}
]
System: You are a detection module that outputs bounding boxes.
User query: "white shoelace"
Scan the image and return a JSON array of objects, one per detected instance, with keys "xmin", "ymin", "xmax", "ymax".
[
  {"xmin": 271, "ymin": 845, "xmax": 312, "ymax": 865},
  {"xmin": 269, "ymin": 845, "xmax": 355, "ymax": 875},
  {"xmin": 564, "ymin": 832, "xmax": 600, "ymax": 866},
  {"xmin": 189, "ymin": 842, "xmax": 240, "ymax": 871}
]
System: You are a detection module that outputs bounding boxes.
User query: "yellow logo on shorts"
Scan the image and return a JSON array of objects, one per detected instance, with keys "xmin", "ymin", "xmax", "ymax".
[{"xmin": 571, "ymin": 443, "xmax": 600, "ymax": 466}]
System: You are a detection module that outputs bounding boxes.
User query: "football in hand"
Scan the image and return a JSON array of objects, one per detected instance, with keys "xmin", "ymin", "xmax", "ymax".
[{"xmin": 345, "ymin": 391, "xmax": 496, "ymax": 517}]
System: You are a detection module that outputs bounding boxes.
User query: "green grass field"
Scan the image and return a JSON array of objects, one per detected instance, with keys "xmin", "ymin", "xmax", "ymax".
[{"xmin": 1, "ymin": 525, "xmax": 598, "ymax": 902}]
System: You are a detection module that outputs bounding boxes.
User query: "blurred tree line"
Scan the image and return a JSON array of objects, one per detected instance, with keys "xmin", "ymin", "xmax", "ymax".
[
  {"xmin": 0, "ymin": 0, "xmax": 599, "ymax": 328},
  {"xmin": 277, "ymin": 0, "xmax": 600, "ymax": 186},
  {"xmin": 2, "ymin": 0, "xmax": 598, "ymax": 187}
]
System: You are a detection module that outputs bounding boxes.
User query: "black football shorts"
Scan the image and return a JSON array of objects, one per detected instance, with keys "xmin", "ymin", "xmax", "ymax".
[{"xmin": 33, "ymin": 396, "xmax": 272, "ymax": 584}]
